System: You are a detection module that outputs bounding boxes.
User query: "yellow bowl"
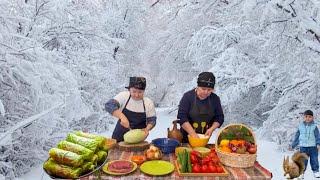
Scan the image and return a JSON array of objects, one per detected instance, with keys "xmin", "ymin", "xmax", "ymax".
[{"xmin": 188, "ymin": 134, "xmax": 209, "ymax": 147}]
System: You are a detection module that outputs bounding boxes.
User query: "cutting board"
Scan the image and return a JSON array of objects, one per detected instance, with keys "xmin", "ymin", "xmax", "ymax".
[{"xmin": 118, "ymin": 141, "xmax": 150, "ymax": 152}]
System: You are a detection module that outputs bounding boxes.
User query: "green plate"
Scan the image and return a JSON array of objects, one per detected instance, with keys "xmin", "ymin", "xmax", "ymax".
[{"xmin": 140, "ymin": 160, "xmax": 174, "ymax": 176}]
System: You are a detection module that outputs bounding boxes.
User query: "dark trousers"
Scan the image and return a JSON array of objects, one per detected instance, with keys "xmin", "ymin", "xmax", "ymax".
[{"xmin": 300, "ymin": 146, "xmax": 319, "ymax": 172}]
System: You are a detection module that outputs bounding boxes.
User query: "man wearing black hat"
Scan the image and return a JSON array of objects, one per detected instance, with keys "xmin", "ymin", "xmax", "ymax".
[
  {"xmin": 177, "ymin": 72, "xmax": 224, "ymax": 143},
  {"xmin": 105, "ymin": 77, "xmax": 157, "ymax": 142}
]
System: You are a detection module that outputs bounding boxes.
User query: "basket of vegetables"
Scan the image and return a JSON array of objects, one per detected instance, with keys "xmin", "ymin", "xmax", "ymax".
[{"xmin": 215, "ymin": 124, "xmax": 257, "ymax": 168}]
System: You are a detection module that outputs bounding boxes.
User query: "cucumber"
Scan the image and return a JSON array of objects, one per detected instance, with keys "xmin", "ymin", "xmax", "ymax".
[
  {"xmin": 183, "ymin": 149, "xmax": 189, "ymax": 173},
  {"xmin": 186, "ymin": 151, "xmax": 192, "ymax": 173},
  {"xmin": 177, "ymin": 152, "xmax": 183, "ymax": 166},
  {"xmin": 184, "ymin": 150, "xmax": 188, "ymax": 173},
  {"xmin": 181, "ymin": 151, "xmax": 186, "ymax": 173},
  {"xmin": 177, "ymin": 152, "xmax": 181, "ymax": 164},
  {"xmin": 177, "ymin": 152, "xmax": 184, "ymax": 172}
]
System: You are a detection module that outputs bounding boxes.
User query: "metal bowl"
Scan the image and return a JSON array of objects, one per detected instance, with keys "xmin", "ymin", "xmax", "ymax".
[{"xmin": 43, "ymin": 158, "xmax": 108, "ymax": 179}]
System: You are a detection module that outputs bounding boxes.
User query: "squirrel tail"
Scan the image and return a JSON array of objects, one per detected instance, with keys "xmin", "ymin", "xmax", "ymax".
[{"xmin": 292, "ymin": 152, "xmax": 308, "ymax": 175}]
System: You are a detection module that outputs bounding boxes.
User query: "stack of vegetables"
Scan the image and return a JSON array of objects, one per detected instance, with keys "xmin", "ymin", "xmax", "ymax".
[
  {"xmin": 177, "ymin": 148, "xmax": 225, "ymax": 173},
  {"xmin": 177, "ymin": 149, "xmax": 192, "ymax": 173},
  {"xmin": 43, "ymin": 131, "xmax": 109, "ymax": 179}
]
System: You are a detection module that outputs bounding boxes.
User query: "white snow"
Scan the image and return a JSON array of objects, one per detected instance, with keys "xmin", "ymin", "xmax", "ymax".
[
  {"xmin": 0, "ymin": 101, "xmax": 64, "ymax": 145},
  {"xmin": 21, "ymin": 108, "xmax": 319, "ymax": 180},
  {"xmin": 0, "ymin": 99, "xmax": 5, "ymax": 116}
]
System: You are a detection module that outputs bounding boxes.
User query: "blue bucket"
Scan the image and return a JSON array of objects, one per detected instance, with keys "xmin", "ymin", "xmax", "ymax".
[{"xmin": 152, "ymin": 138, "xmax": 180, "ymax": 154}]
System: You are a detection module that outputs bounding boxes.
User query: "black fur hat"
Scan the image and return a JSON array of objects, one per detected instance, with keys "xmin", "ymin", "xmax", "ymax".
[{"xmin": 197, "ymin": 72, "xmax": 215, "ymax": 88}]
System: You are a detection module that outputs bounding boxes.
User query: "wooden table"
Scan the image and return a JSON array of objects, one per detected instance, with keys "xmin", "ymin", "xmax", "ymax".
[{"xmin": 82, "ymin": 147, "xmax": 272, "ymax": 180}]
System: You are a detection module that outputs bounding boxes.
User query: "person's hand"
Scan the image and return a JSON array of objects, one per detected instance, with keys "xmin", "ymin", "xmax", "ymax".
[
  {"xmin": 205, "ymin": 127, "xmax": 215, "ymax": 137},
  {"xmin": 142, "ymin": 128, "xmax": 149, "ymax": 140},
  {"xmin": 120, "ymin": 117, "xmax": 130, "ymax": 129},
  {"xmin": 317, "ymin": 145, "xmax": 320, "ymax": 151},
  {"xmin": 189, "ymin": 132, "xmax": 199, "ymax": 138}
]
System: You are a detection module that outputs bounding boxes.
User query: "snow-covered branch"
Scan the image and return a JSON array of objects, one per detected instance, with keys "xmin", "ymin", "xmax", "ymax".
[{"xmin": 0, "ymin": 102, "xmax": 64, "ymax": 145}]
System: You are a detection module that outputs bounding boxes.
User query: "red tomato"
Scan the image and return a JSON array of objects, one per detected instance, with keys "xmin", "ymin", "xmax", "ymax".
[
  {"xmin": 208, "ymin": 161, "xmax": 214, "ymax": 167},
  {"xmin": 248, "ymin": 145, "xmax": 257, "ymax": 154},
  {"xmin": 191, "ymin": 150, "xmax": 200, "ymax": 157},
  {"xmin": 190, "ymin": 154, "xmax": 198, "ymax": 164},
  {"xmin": 192, "ymin": 164, "xmax": 201, "ymax": 173},
  {"xmin": 202, "ymin": 156, "xmax": 211, "ymax": 165},
  {"xmin": 216, "ymin": 166, "xmax": 223, "ymax": 173},
  {"xmin": 201, "ymin": 164, "xmax": 209, "ymax": 173},
  {"xmin": 212, "ymin": 157, "xmax": 220, "ymax": 164},
  {"xmin": 208, "ymin": 164, "xmax": 217, "ymax": 173},
  {"xmin": 209, "ymin": 152, "xmax": 217, "ymax": 158}
]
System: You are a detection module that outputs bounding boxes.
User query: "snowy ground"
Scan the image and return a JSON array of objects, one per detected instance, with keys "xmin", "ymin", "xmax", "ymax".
[{"xmin": 21, "ymin": 108, "xmax": 319, "ymax": 180}]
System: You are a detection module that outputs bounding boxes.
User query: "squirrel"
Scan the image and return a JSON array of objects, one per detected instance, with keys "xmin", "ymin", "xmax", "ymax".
[{"xmin": 283, "ymin": 152, "xmax": 308, "ymax": 179}]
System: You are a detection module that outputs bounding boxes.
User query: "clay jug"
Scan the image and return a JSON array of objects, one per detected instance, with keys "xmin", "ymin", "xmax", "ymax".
[{"xmin": 167, "ymin": 120, "xmax": 183, "ymax": 143}]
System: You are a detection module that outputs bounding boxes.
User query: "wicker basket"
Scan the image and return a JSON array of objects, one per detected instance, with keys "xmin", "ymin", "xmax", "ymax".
[{"xmin": 215, "ymin": 123, "xmax": 257, "ymax": 168}]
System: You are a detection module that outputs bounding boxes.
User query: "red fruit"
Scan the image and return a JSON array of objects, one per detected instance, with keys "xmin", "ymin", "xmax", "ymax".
[
  {"xmin": 192, "ymin": 164, "xmax": 201, "ymax": 173},
  {"xmin": 201, "ymin": 164, "xmax": 209, "ymax": 173},
  {"xmin": 248, "ymin": 144, "xmax": 257, "ymax": 154},
  {"xmin": 209, "ymin": 151, "xmax": 218, "ymax": 158},
  {"xmin": 202, "ymin": 156, "xmax": 211, "ymax": 165},
  {"xmin": 191, "ymin": 150, "xmax": 201, "ymax": 157},
  {"xmin": 245, "ymin": 141, "xmax": 251, "ymax": 149},
  {"xmin": 208, "ymin": 161, "xmax": 214, "ymax": 166},
  {"xmin": 208, "ymin": 164, "xmax": 217, "ymax": 173},
  {"xmin": 216, "ymin": 166, "xmax": 223, "ymax": 173},
  {"xmin": 191, "ymin": 154, "xmax": 199, "ymax": 164},
  {"xmin": 231, "ymin": 146, "xmax": 238, "ymax": 152},
  {"xmin": 212, "ymin": 157, "xmax": 220, "ymax": 164}
]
